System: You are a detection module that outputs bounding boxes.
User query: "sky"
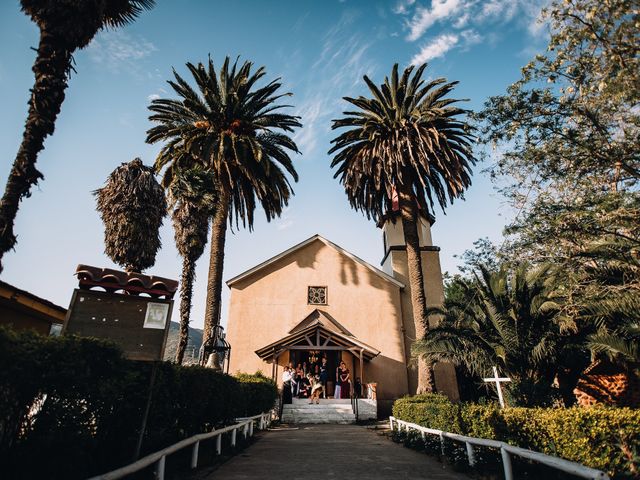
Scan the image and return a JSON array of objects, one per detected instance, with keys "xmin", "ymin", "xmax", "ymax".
[{"xmin": 0, "ymin": 0, "xmax": 549, "ymax": 330}]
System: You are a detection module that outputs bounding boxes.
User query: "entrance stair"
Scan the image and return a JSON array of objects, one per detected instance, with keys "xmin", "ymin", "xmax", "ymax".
[{"xmin": 281, "ymin": 398, "xmax": 376, "ymax": 424}]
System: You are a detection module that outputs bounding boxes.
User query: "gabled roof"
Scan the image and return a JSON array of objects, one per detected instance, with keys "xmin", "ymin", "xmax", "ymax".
[
  {"xmin": 226, "ymin": 234, "xmax": 404, "ymax": 288},
  {"xmin": 255, "ymin": 317, "xmax": 381, "ymax": 361},
  {"xmin": 288, "ymin": 308, "xmax": 353, "ymax": 336}
]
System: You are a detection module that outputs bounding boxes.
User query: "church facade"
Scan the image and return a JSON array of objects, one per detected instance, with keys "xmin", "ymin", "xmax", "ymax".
[{"xmin": 225, "ymin": 213, "xmax": 459, "ymax": 408}]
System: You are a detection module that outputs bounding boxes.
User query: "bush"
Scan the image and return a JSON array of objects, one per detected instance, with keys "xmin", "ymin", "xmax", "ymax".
[
  {"xmin": 392, "ymin": 394, "xmax": 640, "ymax": 479},
  {"xmin": 235, "ymin": 372, "xmax": 278, "ymax": 417},
  {"xmin": 0, "ymin": 327, "xmax": 277, "ymax": 479},
  {"xmin": 392, "ymin": 393, "xmax": 463, "ymax": 432}
]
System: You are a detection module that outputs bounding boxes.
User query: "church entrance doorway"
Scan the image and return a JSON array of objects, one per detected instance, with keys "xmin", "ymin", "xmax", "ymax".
[{"xmin": 289, "ymin": 349, "xmax": 341, "ymax": 397}]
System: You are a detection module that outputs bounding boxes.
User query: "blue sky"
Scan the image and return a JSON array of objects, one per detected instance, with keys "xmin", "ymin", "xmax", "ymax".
[{"xmin": 0, "ymin": 0, "xmax": 548, "ymax": 329}]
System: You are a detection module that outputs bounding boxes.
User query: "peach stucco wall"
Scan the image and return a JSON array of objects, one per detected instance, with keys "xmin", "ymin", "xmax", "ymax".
[{"xmin": 225, "ymin": 239, "xmax": 409, "ymax": 401}]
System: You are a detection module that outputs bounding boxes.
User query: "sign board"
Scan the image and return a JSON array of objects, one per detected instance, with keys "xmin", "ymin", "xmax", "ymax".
[{"xmin": 63, "ymin": 289, "xmax": 173, "ymax": 361}]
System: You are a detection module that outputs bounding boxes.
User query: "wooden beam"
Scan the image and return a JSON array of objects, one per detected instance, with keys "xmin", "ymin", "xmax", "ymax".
[
  {"xmin": 322, "ymin": 334, "xmax": 332, "ymax": 346},
  {"xmin": 287, "ymin": 346, "xmax": 346, "ymax": 351},
  {"xmin": 304, "ymin": 334, "xmax": 313, "ymax": 346}
]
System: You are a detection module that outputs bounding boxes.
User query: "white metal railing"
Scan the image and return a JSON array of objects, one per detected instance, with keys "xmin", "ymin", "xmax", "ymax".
[
  {"xmin": 87, "ymin": 412, "xmax": 271, "ymax": 480},
  {"xmin": 389, "ymin": 416, "xmax": 610, "ymax": 480}
]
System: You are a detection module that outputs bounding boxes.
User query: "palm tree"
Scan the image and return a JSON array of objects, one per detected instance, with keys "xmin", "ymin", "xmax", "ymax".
[
  {"xmin": 167, "ymin": 166, "xmax": 218, "ymax": 364},
  {"xmin": 579, "ymin": 238, "xmax": 640, "ymax": 372},
  {"xmin": 0, "ymin": 0, "xmax": 155, "ymax": 273},
  {"xmin": 413, "ymin": 264, "xmax": 570, "ymax": 406},
  {"xmin": 329, "ymin": 63, "xmax": 476, "ymax": 393},
  {"xmin": 94, "ymin": 158, "xmax": 166, "ymax": 273},
  {"xmin": 146, "ymin": 57, "xmax": 301, "ymax": 350}
]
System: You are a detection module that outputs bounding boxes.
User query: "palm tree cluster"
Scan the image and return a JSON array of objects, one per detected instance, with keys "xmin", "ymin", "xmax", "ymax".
[
  {"xmin": 2, "ymin": 0, "xmax": 478, "ymax": 378},
  {"xmin": 414, "ymin": 250, "xmax": 640, "ymax": 406},
  {"xmin": 147, "ymin": 57, "xmax": 302, "ymax": 355},
  {"xmin": 414, "ymin": 265, "xmax": 570, "ymax": 406}
]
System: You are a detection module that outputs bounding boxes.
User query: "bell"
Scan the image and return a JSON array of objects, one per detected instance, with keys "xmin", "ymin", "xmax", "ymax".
[{"xmin": 206, "ymin": 351, "xmax": 222, "ymax": 370}]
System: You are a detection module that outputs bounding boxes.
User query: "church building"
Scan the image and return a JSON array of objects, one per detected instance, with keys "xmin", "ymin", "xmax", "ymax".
[{"xmin": 226, "ymin": 211, "xmax": 459, "ymax": 410}]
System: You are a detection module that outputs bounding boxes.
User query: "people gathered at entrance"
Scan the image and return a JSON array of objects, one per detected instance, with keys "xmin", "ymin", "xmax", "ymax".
[{"xmin": 281, "ymin": 357, "xmax": 353, "ymax": 404}]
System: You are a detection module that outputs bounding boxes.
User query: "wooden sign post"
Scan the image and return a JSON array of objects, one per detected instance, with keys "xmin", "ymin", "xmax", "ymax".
[{"xmin": 62, "ymin": 265, "xmax": 178, "ymax": 361}]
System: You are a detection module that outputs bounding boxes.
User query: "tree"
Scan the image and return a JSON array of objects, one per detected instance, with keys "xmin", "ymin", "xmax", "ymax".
[
  {"xmin": 329, "ymin": 63, "xmax": 476, "ymax": 393},
  {"xmin": 167, "ymin": 167, "xmax": 218, "ymax": 364},
  {"xmin": 475, "ymin": 0, "xmax": 639, "ymax": 388},
  {"xmin": 147, "ymin": 57, "xmax": 301, "ymax": 349},
  {"xmin": 94, "ymin": 158, "xmax": 166, "ymax": 273},
  {"xmin": 413, "ymin": 264, "xmax": 573, "ymax": 406},
  {"xmin": 476, "ymin": 0, "xmax": 639, "ymax": 266},
  {"xmin": 0, "ymin": 0, "xmax": 155, "ymax": 273}
]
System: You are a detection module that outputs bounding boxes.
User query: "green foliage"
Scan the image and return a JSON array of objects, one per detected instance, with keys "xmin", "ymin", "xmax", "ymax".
[
  {"xmin": 328, "ymin": 62, "xmax": 476, "ymax": 222},
  {"xmin": 0, "ymin": 328, "xmax": 277, "ymax": 480},
  {"xmin": 21, "ymin": 1, "xmax": 155, "ymax": 49},
  {"xmin": 168, "ymin": 167, "xmax": 217, "ymax": 262},
  {"xmin": 235, "ymin": 372, "xmax": 279, "ymax": 417},
  {"xmin": 392, "ymin": 393, "xmax": 463, "ymax": 433},
  {"xmin": 94, "ymin": 158, "xmax": 167, "ymax": 273},
  {"xmin": 393, "ymin": 394, "xmax": 640, "ymax": 478},
  {"xmin": 147, "ymin": 56, "xmax": 301, "ymax": 229},
  {"xmin": 413, "ymin": 263, "xmax": 573, "ymax": 406}
]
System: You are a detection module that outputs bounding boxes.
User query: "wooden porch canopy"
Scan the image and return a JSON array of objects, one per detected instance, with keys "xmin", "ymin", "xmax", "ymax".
[{"xmin": 255, "ymin": 309, "xmax": 380, "ymax": 361}]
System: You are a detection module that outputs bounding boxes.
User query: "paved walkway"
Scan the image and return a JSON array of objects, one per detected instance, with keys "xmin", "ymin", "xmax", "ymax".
[{"xmin": 189, "ymin": 424, "xmax": 466, "ymax": 479}]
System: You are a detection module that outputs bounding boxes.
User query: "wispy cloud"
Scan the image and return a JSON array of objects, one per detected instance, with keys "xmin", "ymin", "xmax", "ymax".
[
  {"xmin": 289, "ymin": 10, "xmax": 378, "ymax": 159},
  {"xmin": 276, "ymin": 207, "xmax": 294, "ymax": 231},
  {"xmin": 478, "ymin": 0, "xmax": 519, "ymax": 22},
  {"xmin": 396, "ymin": 0, "xmax": 549, "ymax": 62},
  {"xmin": 293, "ymin": 97, "xmax": 323, "ymax": 156},
  {"xmin": 87, "ymin": 31, "xmax": 157, "ymax": 75},
  {"xmin": 411, "ymin": 33, "xmax": 459, "ymax": 64},
  {"xmin": 406, "ymin": 0, "xmax": 463, "ymax": 41},
  {"xmin": 394, "ymin": 0, "xmax": 416, "ymax": 14}
]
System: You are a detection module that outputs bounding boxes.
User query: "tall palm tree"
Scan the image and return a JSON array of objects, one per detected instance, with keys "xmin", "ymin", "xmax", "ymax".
[
  {"xmin": 0, "ymin": 0, "xmax": 155, "ymax": 273},
  {"xmin": 329, "ymin": 63, "xmax": 476, "ymax": 392},
  {"xmin": 167, "ymin": 166, "xmax": 218, "ymax": 364},
  {"xmin": 147, "ymin": 57, "xmax": 301, "ymax": 350},
  {"xmin": 94, "ymin": 158, "xmax": 166, "ymax": 273},
  {"xmin": 413, "ymin": 264, "xmax": 569, "ymax": 406}
]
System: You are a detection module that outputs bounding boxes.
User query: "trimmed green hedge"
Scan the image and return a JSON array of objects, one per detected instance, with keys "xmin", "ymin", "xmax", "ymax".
[
  {"xmin": 392, "ymin": 393, "xmax": 639, "ymax": 479},
  {"xmin": 0, "ymin": 327, "xmax": 277, "ymax": 480}
]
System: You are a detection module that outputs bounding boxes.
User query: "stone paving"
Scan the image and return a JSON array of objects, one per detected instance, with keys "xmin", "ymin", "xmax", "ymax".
[{"xmin": 189, "ymin": 424, "xmax": 467, "ymax": 479}]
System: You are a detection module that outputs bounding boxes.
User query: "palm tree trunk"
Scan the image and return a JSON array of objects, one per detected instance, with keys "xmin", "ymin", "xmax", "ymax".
[
  {"xmin": 176, "ymin": 256, "xmax": 195, "ymax": 365},
  {"xmin": 202, "ymin": 191, "xmax": 229, "ymax": 350},
  {"xmin": 398, "ymin": 183, "xmax": 436, "ymax": 394},
  {"xmin": 0, "ymin": 29, "xmax": 71, "ymax": 272}
]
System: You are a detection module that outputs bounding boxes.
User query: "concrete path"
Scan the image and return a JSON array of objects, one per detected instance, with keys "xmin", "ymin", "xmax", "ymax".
[{"xmin": 188, "ymin": 424, "xmax": 466, "ymax": 479}]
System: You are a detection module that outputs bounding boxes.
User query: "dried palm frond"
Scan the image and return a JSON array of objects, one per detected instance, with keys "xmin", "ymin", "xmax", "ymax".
[{"xmin": 94, "ymin": 158, "xmax": 166, "ymax": 273}]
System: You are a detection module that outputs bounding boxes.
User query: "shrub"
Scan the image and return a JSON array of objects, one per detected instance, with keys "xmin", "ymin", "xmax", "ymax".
[
  {"xmin": 235, "ymin": 372, "xmax": 278, "ymax": 417},
  {"xmin": 0, "ymin": 327, "xmax": 277, "ymax": 479},
  {"xmin": 392, "ymin": 393, "xmax": 462, "ymax": 433},
  {"xmin": 391, "ymin": 393, "xmax": 640, "ymax": 479}
]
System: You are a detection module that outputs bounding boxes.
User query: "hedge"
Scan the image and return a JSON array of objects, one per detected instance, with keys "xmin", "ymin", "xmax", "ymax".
[
  {"xmin": 392, "ymin": 393, "xmax": 640, "ymax": 479},
  {"xmin": 0, "ymin": 327, "xmax": 277, "ymax": 480}
]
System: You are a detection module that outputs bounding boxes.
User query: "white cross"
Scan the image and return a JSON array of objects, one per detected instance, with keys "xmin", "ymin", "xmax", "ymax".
[{"xmin": 483, "ymin": 366, "xmax": 511, "ymax": 408}]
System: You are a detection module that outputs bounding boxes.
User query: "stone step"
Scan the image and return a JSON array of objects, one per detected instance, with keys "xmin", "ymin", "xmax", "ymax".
[
  {"xmin": 282, "ymin": 413, "xmax": 357, "ymax": 424},
  {"xmin": 291, "ymin": 398, "xmax": 352, "ymax": 404},
  {"xmin": 284, "ymin": 405, "xmax": 353, "ymax": 411}
]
